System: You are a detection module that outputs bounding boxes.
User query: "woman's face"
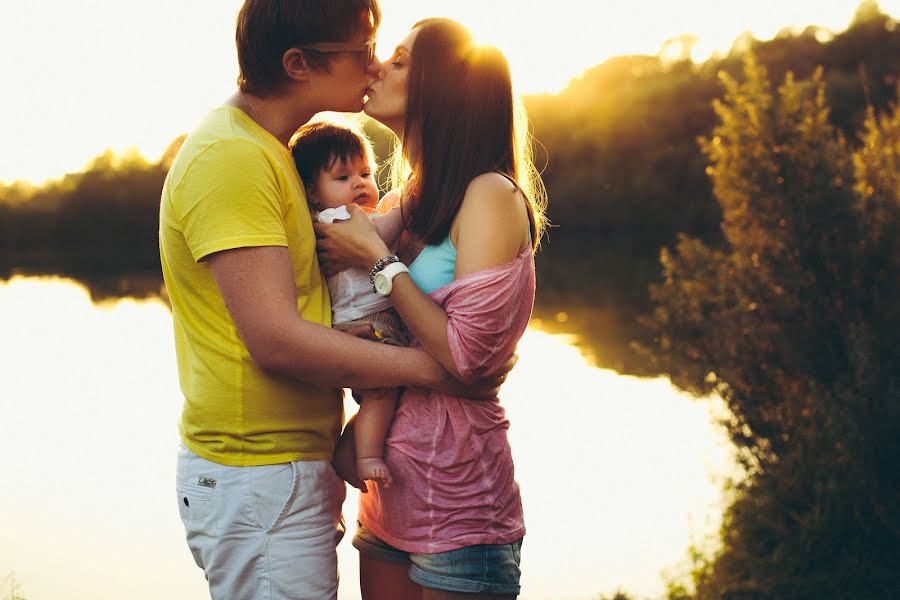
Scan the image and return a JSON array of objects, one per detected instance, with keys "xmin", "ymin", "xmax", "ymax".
[{"xmin": 363, "ymin": 27, "xmax": 418, "ymax": 134}]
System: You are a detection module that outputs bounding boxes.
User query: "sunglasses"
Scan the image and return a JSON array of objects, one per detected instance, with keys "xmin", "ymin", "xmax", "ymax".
[{"xmin": 297, "ymin": 40, "xmax": 377, "ymax": 67}]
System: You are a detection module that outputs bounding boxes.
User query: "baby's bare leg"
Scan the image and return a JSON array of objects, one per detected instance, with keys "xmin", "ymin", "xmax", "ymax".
[{"xmin": 355, "ymin": 388, "xmax": 400, "ymax": 486}]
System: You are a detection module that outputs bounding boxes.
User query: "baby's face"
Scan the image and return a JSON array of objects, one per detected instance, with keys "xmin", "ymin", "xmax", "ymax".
[{"xmin": 310, "ymin": 155, "xmax": 378, "ymax": 210}]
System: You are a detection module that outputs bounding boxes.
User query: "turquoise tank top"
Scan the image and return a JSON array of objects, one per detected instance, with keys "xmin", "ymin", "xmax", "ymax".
[
  {"xmin": 408, "ymin": 234, "xmax": 456, "ymax": 294},
  {"xmin": 406, "ymin": 172, "xmax": 531, "ymax": 295}
]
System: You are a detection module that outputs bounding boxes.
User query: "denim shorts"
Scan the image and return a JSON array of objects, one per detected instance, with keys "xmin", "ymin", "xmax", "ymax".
[{"xmin": 352, "ymin": 522, "xmax": 523, "ymax": 595}]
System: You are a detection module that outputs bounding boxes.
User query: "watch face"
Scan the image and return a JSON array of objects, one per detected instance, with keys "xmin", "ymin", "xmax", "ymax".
[{"xmin": 374, "ymin": 272, "xmax": 391, "ymax": 296}]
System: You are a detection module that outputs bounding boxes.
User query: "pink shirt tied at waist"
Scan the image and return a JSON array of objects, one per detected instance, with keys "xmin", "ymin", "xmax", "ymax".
[{"xmin": 358, "ymin": 245, "xmax": 535, "ymax": 554}]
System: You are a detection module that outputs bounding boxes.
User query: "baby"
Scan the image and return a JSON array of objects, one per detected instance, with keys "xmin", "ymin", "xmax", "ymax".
[{"xmin": 291, "ymin": 121, "xmax": 405, "ymax": 486}]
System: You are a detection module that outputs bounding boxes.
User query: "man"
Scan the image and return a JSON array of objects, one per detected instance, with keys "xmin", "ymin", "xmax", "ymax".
[{"xmin": 159, "ymin": 1, "xmax": 508, "ymax": 598}]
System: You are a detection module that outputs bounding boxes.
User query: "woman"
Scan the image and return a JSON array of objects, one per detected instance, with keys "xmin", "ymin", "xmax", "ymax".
[{"xmin": 315, "ymin": 18, "xmax": 547, "ymax": 600}]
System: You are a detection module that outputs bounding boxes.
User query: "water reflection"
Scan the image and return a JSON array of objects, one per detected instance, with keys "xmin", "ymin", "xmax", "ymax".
[
  {"xmin": 5, "ymin": 232, "xmax": 665, "ymax": 375},
  {"xmin": 0, "ymin": 264, "xmax": 165, "ymax": 303},
  {"xmin": 0, "ymin": 277, "xmax": 736, "ymax": 600},
  {"xmin": 533, "ymin": 234, "xmax": 664, "ymax": 377}
]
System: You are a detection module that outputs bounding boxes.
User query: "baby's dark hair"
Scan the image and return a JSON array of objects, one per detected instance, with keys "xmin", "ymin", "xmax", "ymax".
[{"xmin": 290, "ymin": 121, "xmax": 375, "ymax": 188}]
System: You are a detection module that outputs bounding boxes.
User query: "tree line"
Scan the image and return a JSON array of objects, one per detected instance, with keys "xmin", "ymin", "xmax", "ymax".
[
  {"xmin": 528, "ymin": 0, "xmax": 900, "ymax": 243},
  {"xmin": 3, "ymin": 4, "xmax": 899, "ymax": 260}
]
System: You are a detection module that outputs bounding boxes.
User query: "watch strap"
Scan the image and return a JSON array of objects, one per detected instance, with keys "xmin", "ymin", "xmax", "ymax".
[
  {"xmin": 373, "ymin": 261, "xmax": 409, "ymax": 295},
  {"xmin": 369, "ymin": 254, "xmax": 400, "ymax": 284}
]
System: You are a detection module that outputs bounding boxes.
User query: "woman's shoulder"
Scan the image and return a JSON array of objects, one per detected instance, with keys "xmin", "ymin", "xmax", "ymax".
[
  {"xmin": 452, "ymin": 172, "xmax": 530, "ymax": 262},
  {"xmin": 457, "ymin": 172, "xmax": 528, "ymax": 228},
  {"xmin": 465, "ymin": 172, "xmax": 519, "ymax": 197}
]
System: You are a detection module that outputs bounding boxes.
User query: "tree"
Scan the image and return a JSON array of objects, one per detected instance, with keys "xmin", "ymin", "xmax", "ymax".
[
  {"xmin": 643, "ymin": 55, "xmax": 900, "ymax": 598},
  {"xmin": 851, "ymin": 0, "xmax": 889, "ymax": 27}
]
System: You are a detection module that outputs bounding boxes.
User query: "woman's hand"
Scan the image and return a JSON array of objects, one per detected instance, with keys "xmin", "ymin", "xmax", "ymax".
[{"xmin": 314, "ymin": 203, "xmax": 391, "ymax": 276}]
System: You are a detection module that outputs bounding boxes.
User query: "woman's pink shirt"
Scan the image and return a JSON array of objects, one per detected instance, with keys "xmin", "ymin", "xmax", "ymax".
[{"xmin": 358, "ymin": 247, "xmax": 534, "ymax": 553}]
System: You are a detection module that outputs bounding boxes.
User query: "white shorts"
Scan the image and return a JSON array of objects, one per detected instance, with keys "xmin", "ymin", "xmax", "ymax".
[{"xmin": 176, "ymin": 444, "xmax": 347, "ymax": 600}]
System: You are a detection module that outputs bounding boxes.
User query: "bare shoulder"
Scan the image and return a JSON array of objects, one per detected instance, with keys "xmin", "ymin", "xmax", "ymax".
[
  {"xmin": 466, "ymin": 172, "xmax": 519, "ymax": 198},
  {"xmin": 453, "ymin": 173, "xmax": 529, "ymax": 256},
  {"xmin": 459, "ymin": 172, "xmax": 528, "ymax": 221}
]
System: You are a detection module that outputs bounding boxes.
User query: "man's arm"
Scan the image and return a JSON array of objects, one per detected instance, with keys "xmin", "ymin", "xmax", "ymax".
[{"xmin": 207, "ymin": 244, "xmax": 448, "ymax": 390}]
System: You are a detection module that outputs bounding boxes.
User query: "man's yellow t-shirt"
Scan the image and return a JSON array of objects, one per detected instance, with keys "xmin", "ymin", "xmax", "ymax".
[{"xmin": 159, "ymin": 106, "xmax": 341, "ymax": 466}]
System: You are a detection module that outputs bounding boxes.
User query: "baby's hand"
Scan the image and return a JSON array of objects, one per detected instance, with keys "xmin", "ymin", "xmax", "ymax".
[{"xmin": 341, "ymin": 321, "xmax": 379, "ymax": 342}]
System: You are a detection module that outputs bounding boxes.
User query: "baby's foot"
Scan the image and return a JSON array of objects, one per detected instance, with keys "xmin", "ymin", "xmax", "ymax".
[{"xmin": 357, "ymin": 457, "xmax": 393, "ymax": 487}]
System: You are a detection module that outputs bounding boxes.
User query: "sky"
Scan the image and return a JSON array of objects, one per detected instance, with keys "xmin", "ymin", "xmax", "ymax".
[{"xmin": 1, "ymin": 0, "xmax": 898, "ymax": 185}]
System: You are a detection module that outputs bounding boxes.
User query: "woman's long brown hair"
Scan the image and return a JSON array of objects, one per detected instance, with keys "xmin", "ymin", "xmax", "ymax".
[{"xmin": 396, "ymin": 18, "xmax": 546, "ymax": 247}]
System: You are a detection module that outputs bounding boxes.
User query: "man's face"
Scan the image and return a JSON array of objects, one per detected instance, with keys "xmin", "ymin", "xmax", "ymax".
[{"xmin": 308, "ymin": 32, "xmax": 382, "ymax": 114}]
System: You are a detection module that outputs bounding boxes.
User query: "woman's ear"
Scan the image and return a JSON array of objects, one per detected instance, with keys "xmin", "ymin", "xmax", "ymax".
[{"xmin": 283, "ymin": 48, "xmax": 312, "ymax": 84}]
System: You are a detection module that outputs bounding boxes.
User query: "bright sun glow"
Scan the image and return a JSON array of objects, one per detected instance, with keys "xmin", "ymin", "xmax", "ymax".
[{"xmin": 2, "ymin": 0, "xmax": 899, "ymax": 185}]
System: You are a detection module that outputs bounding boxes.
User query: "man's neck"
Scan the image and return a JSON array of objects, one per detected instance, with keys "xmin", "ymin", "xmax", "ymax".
[{"xmin": 228, "ymin": 91, "xmax": 318, "ymax": 147}]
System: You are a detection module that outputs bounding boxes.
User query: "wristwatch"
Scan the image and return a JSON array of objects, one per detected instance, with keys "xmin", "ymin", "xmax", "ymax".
[
  {"xmin": 369, "ymin": 254, "xmax": 400, "ymax": 285},
  {"xmin": 373, "ymin": 261, "xmax": 409, "ymax": 296}
]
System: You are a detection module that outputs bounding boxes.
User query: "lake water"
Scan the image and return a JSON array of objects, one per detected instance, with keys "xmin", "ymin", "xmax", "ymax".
[{"xmin": 0, "ymin": 276, "xmax": 737, "ymax": 600}]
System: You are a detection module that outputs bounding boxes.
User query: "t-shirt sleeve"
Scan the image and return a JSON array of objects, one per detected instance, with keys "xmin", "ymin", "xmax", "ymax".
[
  {"xmin": 442, "ymin": 260, "xmax": 534, "ymax": 385},
  {"xmin": 174, "ymin": 139, "xmax": 288, "ymax": 262}
]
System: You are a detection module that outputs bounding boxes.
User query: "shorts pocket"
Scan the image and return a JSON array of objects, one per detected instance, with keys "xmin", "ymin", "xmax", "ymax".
[
  {"xmin": 249, "ymin": 462, "xmax": 298, "ymax": 532},
  {"xmin": 511, "ymin": 538, "xmax": 523, "ymax": 564},
  {"xmin": 176, "ymin": 481, "xmax": 215, "ymax": 521}
]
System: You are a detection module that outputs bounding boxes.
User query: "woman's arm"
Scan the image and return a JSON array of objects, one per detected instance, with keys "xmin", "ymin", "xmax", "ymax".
[
  {"xmin": 370, "ymin": 202, "xmax": 405, "ymax": 249},
  {"xmin": 315, "ymin": 173, "xmax": 529, "ymax": 381},
  {"xmin": 391, "ymin": 174, "xmax": 529, "ymax": 378}
]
